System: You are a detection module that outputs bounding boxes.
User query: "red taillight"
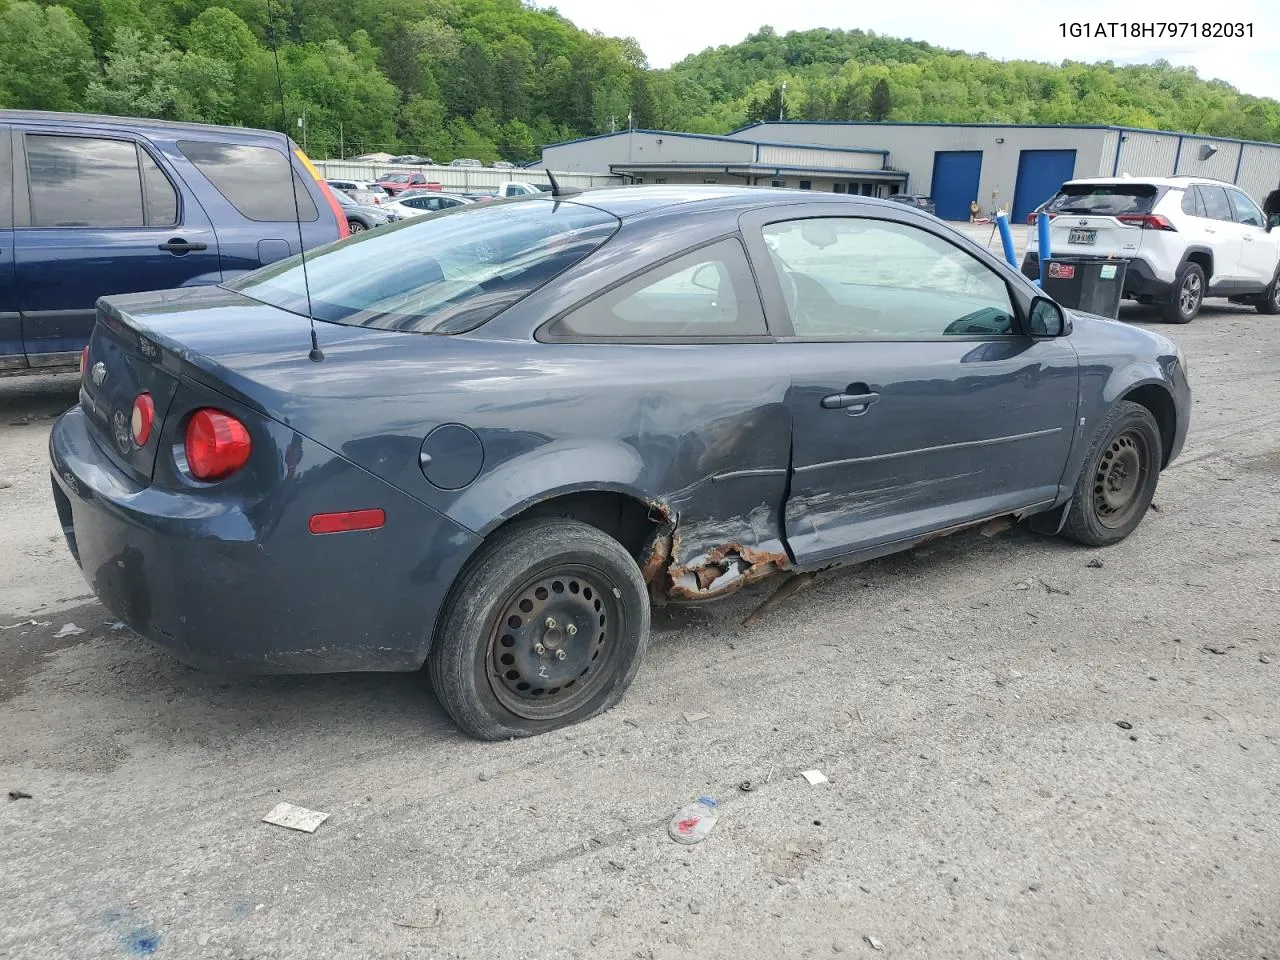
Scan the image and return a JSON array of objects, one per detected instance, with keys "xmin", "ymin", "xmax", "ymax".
[
  {"xmin": 1028, "ymin": 212, "xmax": 1056, "ymax": 225},
  {"xmin": 79, "ymin": 346, "xmax": 89, "ymax": 376},
  {"xmin": 293, "ymin": 148, "xmax": 349, "ymax": 239},
  {"xmin": 185, "ymin": 409, "xmax": 251, "ymax": 481},
  {"xmin": 308, "ymin": 509, "xmax": 386, "ymax": 535},
  {"xmin": 131, "ymin": 393, "xmax": 155, "ymax": 446},
  {"xmin": 1116, "ymin": 213, "xmax": 1176, "ymax": 231}
]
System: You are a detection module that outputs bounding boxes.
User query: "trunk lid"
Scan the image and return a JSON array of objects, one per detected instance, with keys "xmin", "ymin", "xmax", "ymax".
[
  {"xmin": 81, "ymin": 303, "xmax": 184, "ymax": 484},
  {"xmin": 1039, "ymin": 214, "xmax": 1145, "ymax": 259}
]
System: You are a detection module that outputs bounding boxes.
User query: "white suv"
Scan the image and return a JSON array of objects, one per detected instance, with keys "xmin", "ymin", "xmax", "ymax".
[{"xmin": 1022, "ymin": 176, "xmax": 1280, "ymax": 323}]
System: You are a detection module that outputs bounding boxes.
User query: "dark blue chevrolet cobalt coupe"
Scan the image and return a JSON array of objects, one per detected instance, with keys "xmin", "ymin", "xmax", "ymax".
[{"xmin": 50, "ymin": 186, "xmax": 1190, "ymax": 739}]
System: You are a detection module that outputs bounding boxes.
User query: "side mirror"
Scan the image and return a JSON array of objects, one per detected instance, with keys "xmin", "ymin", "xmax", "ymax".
[
  {"xmin": 1268, "ymin": 214, "xmax": 1280, "ymax": 232},
  {"xmin": 1029, "ymin": 296, "xmax": 1066, "ymax": 337}
]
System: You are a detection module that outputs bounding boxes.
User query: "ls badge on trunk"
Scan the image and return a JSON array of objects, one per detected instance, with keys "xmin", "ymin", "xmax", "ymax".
[
  {"xmin": 91, "ymin": 362, "xmax": 107, "ymax": 387},
  {"xmin": 112, "ymin": 409, "xmax": 132, "ymax": 455}
]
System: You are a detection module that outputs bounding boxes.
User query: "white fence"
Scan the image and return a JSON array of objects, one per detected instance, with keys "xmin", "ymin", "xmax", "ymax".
[{"xmin": 314, "ymin": 161, "xmax": 622, "ymax": 192}]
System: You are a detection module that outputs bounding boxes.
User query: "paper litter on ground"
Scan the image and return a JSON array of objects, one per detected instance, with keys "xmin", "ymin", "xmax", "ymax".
[
  {"xmin": 800, "ymin": 769, "xmax": 828, "ymax": 785},
  {"xmin": 262, "ymin": 802, "xmax": 330, "ymax": 833}
]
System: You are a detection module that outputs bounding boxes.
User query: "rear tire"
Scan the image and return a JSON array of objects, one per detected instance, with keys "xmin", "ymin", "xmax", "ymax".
[
  {"xmin": 1257, "ymin": 270, "xmax": 1280, "ymax": 315},
  {"xmin": 428, "ymin": 518, "xmax": 649, "ymax": 741},
  {"xmin": 1161, "ymin": 262, "xmax": 1204, "ymax": 324},
  {"xmin": 1060, "ymin": 401, "xmax": 1162, "ymax": 547}
]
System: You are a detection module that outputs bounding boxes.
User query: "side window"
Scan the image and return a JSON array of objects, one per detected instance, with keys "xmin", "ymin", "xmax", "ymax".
[
  {"xmin": 550, "ymin": 238, "xmax": 767, "ymax": 339},
  {"xmin": 176, "ymin": 140, "xmax": 317, "ymax": 222},
  {"xmin": 763, "ymin": 217, "xmax": 1017, "ymax": 339},
  {"xmin": 0, "ymin": 127, "xmax": 12, "ymax": 229},
  {"xmin": 26, "ymin": 134, "xmax": 145, "ymax": 228},
  {"xmin": 1180, "ymin": 188, "xmax": 1205, "ymax": 217},
  {"xmin": 1227, "ymin": 189, "xmax": 1264, "ymax": 227},
  {"xmin": 1198, "ymin": 185, "xmax": 1234, "ymax": 222},
  {"xmin": 139, "ymin": 148, "xmax": 178, "ymax": 226}
]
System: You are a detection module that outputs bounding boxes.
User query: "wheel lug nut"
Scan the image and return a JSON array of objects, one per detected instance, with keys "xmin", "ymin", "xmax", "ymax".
[
  {"xmin": 555, "ymin": 649, "xmax": 567, "ymax": 661},
  {"xmin": 566, "ymin": 624, "xmax": 577, "ymax": 636},
  {"xmin": 534, "ymin": 643, "xmax": 546, "ymax": 655},
  {"xmin": 545, "ymin": 617, "xmax": 556, "ymax": 629}
]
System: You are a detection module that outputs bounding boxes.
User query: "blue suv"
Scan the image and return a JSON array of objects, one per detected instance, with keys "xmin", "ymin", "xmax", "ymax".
[{"xmin": 0, "ymin": 111, "xmax": 348, "ymax": 376}]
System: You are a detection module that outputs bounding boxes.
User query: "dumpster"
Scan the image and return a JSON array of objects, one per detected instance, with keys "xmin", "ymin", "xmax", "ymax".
[{"xmin": 1041, "ymin": 257, "xmax": 1127, "ymax": 319}]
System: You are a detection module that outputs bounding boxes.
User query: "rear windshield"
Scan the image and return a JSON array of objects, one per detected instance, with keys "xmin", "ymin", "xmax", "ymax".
[
  {"xmin": 226, "ymin": 199, "xmax": 619, "ymax": 334},
  {"xmin": 1045, "ymin": 183, "xmax": 1159, "ymax": 216},
  {"xmin": 381, "ymin": 174, "xmax": 411, "ymax": 183}
]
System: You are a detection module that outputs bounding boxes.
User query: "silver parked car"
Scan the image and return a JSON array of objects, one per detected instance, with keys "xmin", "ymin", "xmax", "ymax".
[{"xmin": 325, "ymin": 178, "xmax": 389, "ymax": 207}]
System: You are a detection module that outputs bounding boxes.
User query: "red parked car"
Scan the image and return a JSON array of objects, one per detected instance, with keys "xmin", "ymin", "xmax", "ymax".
[{"xmin": 376, "ymin": 172, "xmax": 440, "ymax": 196}]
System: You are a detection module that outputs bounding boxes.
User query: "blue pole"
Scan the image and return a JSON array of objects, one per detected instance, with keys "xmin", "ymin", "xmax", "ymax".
[
  {"xmin": 996, "ymin": 211, "xmax": 1017, "ymax": 269},
  {"xmin": 1037, "ymin": 209, "xmax": 1052, "ymax": 286}
]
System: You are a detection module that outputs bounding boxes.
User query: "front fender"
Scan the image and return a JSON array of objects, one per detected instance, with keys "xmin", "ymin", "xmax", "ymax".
[{"xmin": 445, "ymin": 439, "xmax": 654, "ymax": 536}]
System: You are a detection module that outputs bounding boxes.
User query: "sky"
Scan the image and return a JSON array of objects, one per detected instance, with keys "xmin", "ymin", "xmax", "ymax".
[{"xmin": 534, "ymin": 0, "xmax": 1279, "ymax": 99}]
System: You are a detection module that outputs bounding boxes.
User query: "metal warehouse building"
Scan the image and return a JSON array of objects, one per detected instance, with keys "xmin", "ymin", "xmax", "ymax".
[{"xmin": 540, "ymin": 122, "xmax": 1280, "ymax": 221}]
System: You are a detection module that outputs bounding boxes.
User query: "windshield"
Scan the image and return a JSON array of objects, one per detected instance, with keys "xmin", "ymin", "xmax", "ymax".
[
  {"xmin": 226, "ymin": 199, "xmax": 619, "ymax": 334},
  {"xmin": 381, "ymin": 174, "xmax": 411, "ymax": 183},
  {"xmin": 1046, "ymin": 184, "xmax": 1159, "ymax": 216}
]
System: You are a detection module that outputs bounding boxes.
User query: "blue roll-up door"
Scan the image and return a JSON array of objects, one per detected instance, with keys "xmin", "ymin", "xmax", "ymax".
[
  {"xmin": 1012, "ymin": 149, "xmax": 1077, "ymax": 222},
  {"xmin": 930, "ymin": 151, "xmax": 983, "ymax": 220}
]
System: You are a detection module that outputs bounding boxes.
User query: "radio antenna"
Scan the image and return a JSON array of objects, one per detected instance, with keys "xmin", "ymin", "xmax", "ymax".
[{"xmin": 265, "ymin": 0, "xmax": 323, "ymax": 362}]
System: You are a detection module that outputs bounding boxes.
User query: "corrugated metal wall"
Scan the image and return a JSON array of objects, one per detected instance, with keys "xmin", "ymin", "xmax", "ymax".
[
  {"xmin": 1113, "ymin": 132, "xmax": 1179, "ymax": 178},
  {"xmin": 316, "ymin": 161, "xmax": 621, "ymax": 190},
  {"xmin": 1097, "ymin": 129, "xmax": 1121, "ymax": 175},
  {"xmin": 755, "ymin": 144, "xmax": 884, "ymax": 170},
  {"xmin": 1236, "ymin": 145, "xmax": 1280, "ymax": 203},
  {"xmin": 1175, "ymin": 137, "xmax": 1243, "ymax": 181}
]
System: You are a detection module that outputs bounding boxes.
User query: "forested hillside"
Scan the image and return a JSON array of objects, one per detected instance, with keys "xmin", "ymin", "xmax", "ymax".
[{"xmin": 0, "ymin": 0, "xmax": 1276, "ymax": 163}]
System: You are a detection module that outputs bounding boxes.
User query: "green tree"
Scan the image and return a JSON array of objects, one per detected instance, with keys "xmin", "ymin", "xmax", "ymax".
[
  {"xmin": 869, "ymin": 78, "xmax": 892, "ymax": 120},
  {"xmin": 0, "ymin": 2, "xmax": 96, "ymax": 110}
]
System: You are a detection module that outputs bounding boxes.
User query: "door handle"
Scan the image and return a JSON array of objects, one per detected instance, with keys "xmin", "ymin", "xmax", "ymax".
[
  {"xmin": 1244, "ymin": 235, "xmax": 1255, "ymax": 242},
  {"xmin": 1204, "ymin": 227, "xmax": 1216, "ymax": 234},
  {"xmin": 158, "ymin": 239, "xmax": 208, "ymax": 254},
  {"xmin": 821, "ymin": 387, "xmax": 881, "ymax": 413}
]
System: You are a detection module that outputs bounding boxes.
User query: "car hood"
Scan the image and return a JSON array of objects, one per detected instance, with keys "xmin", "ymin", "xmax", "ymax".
[{"xmin": 1068, "ymin": 309, "xmax": 1178, "ymax": 359}]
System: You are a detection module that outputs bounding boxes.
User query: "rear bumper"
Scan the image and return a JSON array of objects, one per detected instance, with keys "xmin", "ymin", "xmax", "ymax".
[
  {"xmin": 1022, "ymin": 253, "xmax": 1173, "ymax": 299},
  {"xmin": 49, "ymin": 404, "xmax": 481, "ymax": 674}
]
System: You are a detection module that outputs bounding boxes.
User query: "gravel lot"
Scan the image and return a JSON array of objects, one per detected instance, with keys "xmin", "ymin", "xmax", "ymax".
[{"xmin": 3, "ymin": 238, "xmax": 1279, "ymax": 959}]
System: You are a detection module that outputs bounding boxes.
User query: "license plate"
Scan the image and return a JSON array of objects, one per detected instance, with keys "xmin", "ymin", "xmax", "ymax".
[{"xmin": 1068, "ymin": 228, "xmax": 1096, "ymax": 245}]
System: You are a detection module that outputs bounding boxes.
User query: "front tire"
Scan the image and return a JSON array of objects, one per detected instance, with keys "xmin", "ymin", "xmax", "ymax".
[
  {"xmin": 1060, "ymin": 401, "xmax": 1162, "ymax": 547},
  {"xmin": 428, "ymin": 518, "xmax": 649, "ymax": 741},
  {"xmin": 348, "ymin": 219, "xmax": 366, "ymax": 234},
  {"xmin": 1257, "ymin": 269, "xmax": 1280, "ymax": 315},
  {"xmin": 1161, "ymin": 262, "xmax": 1204, "ymax": 324}
]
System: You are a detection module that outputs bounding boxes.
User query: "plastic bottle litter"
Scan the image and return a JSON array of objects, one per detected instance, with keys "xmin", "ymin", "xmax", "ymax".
[{"xmin": 668, "ymin": 795, "xmax": 718, "ymax": 845}]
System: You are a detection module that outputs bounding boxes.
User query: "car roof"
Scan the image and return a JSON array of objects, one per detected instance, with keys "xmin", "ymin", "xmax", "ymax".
[
  {"xmin": 560, "ymin": 184, "xmax": 863, "ymax": 218},
  {"xmin": 1063, "ymin": 175, "xmax": 1239, "ymax": 188},
  {"xmin": 0, "ymin": 109, "xmax": 289, "ymax": 144}
]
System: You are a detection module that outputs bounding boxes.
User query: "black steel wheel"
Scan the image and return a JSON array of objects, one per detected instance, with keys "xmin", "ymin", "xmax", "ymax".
[
  {"xmin": 487, "ymin": 565, "xmax": 622, "ymax": 720},
  {"xmin": 1061, "ymin": 400, "xmax": 1162, "ymax": 547},
  {"xmin": 428, "ymin": 518, "xmax": 649, "ymax": 740}
]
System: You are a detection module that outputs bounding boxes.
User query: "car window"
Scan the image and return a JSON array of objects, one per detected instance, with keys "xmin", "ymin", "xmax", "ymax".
[
  {"xmin": 1196, "ymin": 185, "xmax": 1234, "ymax": 222},
  {"xmin": 0, "ymin": 128, "xmax": 13, "ymax": 230},
  {"xmin": 1046, "ymin": 183, "xmax": 1158, "ymax": 216},
  {"xmin": 139, "ymin": 149, "xmax": 178, "ymax": 226},
  {"xmin": 177, "ymin": 140, "xmax": 317, "ymax": 223},
  {"xmin": 763, "ymin": 217, "xmax": 1017, "ymax": 339},
  {"xmin": 1227, "ymin": 189, "xmax": 1264, "ymax": 227},
  {"xmin": 550, "ymin": 238, "xmax": 766, "ymax": 339},
  {"xmin": 26, "ymin": 134, "xmax": 145, "ymax": 228},
  {"xmin": 1180, "ymin": 188, "xmax": 1206, "ymax": 218},
  {"xmin": 230, "ymin": 199, "xmax": 618, "ymax": 334}
]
